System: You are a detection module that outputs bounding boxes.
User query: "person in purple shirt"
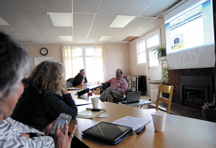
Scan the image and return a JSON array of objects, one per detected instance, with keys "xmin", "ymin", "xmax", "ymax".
[{"xmin": 100, "ymin": 69, "xmax": 128, "ymax": 102}]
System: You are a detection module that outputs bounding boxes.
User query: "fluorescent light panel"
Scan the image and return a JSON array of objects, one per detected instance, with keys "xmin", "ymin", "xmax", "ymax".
[
  {"xmin": 59, "ymin": 36, "xmax": 73, "ymax": 41},
  {"xmin": 109, "ymin": 15, "xmax": 136, "ymax": 28},
  {"xmin": 49, "ymin": 12, "xmax": 72, "ymax": 27},
  {"xmin": 99, "ymin": 36, "xmax": 113, "ymax": 41},
  {"xmin": 0, "ymin": 17, "xmax": 10, "ymax": 26}
]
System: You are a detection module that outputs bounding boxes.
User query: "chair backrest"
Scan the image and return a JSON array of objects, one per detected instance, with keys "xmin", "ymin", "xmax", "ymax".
[
  {"xmin": 155, "ymin": 84, "xmax": 174, "ymax": 114},
  {"xmin": 102, "ymin": 83, "xmax": 110, "ymax": 90},
  {"xmin": 66, "ymin": 81, "xmax": 73, "ymax": 88},
  {"xmin": 67, "ymin": 78, "xmax": 74, "ymax": 84}
]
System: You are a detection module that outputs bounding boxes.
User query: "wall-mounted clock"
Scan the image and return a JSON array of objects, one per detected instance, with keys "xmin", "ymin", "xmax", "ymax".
[{"xmin": 40, "ymin": 48, "xmax": 48, "ymax": 56}]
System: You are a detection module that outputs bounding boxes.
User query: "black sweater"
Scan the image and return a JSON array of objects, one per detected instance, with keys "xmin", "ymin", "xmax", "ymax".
[
  {"xmin": 72, "ymin": 73, "xmax": 88, "ymax": 87},
  {"xmin": 12, "ymin": 89, "xmax": 78, "ymax": 131}
]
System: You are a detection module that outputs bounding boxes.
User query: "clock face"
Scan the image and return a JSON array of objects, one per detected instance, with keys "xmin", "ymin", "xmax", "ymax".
[{"xmin": 40, "ymin": 48, "xmax": 48, "ymax": 56}]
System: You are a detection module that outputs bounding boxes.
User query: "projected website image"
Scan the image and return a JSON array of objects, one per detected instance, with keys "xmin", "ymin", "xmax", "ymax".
[
  {"xmin": 171, "ymin": 34, "xmax": 184, "ymax": 50},
  {"xmin": 168, "ymin": 5, "xmax": 203, "ymax": 54},
  {"xmin": 169, "ymin": 6, "xmax": 202, "ymax": 31}
]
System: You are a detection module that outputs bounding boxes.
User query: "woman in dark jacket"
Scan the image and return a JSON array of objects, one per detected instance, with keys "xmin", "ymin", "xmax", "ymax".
[{"xmin": 12, "ymin": 61, "xmax": 78, "ymax": 131}]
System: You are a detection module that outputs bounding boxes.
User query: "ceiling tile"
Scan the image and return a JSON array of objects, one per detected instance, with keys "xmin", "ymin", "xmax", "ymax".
[
  {"xmin": 92, "ymin": 14, "xmax": 116, "ymax": 28},
  {"xmin": 16, "ymin": 27, "xmax": 41, "ymax": 35},
  {"xmin": 73, "ymin": 0, "xmax": 100, "ymax": 13},
  {"xmin": 119, "ymin": 0, "xmax": 152, "ymax": 16},
  {"xmin": 59, "ymin": 36, "xmax": 73, "ymax": 42},
  {"xmin": 0, "ymin": 10, "xmax": 33, "ymax": 27},
  {"xmin": 24, "ymin": 11, "xmax": 53, "ymax": 27},
  {"xmin": 102, "ymin": 28, "xmax": 122, "ymax": 36},
  {"xmin": 97, "ymin": 0, "xmax": 127, "ymax": 15},
  {"xmin": 140, "ymin": 0, "xmax": 179, "ymax": 16},
  {"xmin": 73, "ymin": 14, "xmax": 94, "ymax": 27},
  {"xmin": 13, "ymin": 35, "xmax": 32, "ymax": 43},
  {"xmin": 49, "ymin": 12, "xmax": 72, "ymax": 27},
  {"xmin": 0, "ymin": 0, "xmax": 18, "ymax": 10},
  {"xmin": 13, "ymin": 0, "xmax": 46, "ymax": 12},
  {"xmin": 0, "ymin": 17, "xmax": 10, "ymax": 26},
  {"xmin": 124, "ymin": 17, "xmax": 153, "ymax": 29},
  {"xmin": 88, "ymin": 27, "xmax": 106, "ymax": 38},
  {"xmin": 36, "ymin": 27, "xmax": 57, "ymax": 35},
  {"xmin": 55, "ymin": 27, "xmax": 72, "ymax": 36},
  {"xmin": 73, "ymin": 37, "xmax": 87, "ymax": 42},
  {"xmin": 108, "ymin": 35, "xmax": 126, "ymax": 43},
  {"xmin": 131, "ymin": 19, "xmax": 164, "ymax": 36},
  {"xmin": 87, "ymin": 37, "xmax": 100, "ymax": 42},
  {"xmin": 117, "ymin": 29, "xmax": 134, "ymax": 36},
  {"xmin": 44, "ymin": 0, "xmax": 72, "ymax": 12},
  {"xmin": 73, "ymin": 27, "xmax": 89, "ymax": 38},
  {"xmin": 0, "ymin": 26, "xmax": 24, "ymax": 36},
  {"xmin": 43, "ymin": 36, "xmax": 60, "ymax": 43},
  {"xmin": 26, "ymin": 35, "xmax": 46, "ymax": 44}
]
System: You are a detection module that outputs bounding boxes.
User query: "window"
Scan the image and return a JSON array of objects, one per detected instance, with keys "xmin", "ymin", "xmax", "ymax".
[
  {"xmin": 62, "ymin": 46, "xmax": 104, "ymax": 83},
  {"xmin": 147, "ymin": 34, "xmax": 159, "ymax": 48},
  {"xmin": 137, "ymin": 41, "xmax": 146, "ymax": 65}
]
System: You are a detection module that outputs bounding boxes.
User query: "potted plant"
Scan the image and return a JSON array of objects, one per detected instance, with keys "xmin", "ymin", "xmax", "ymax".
[
  {"xmin": 153, "ymin": 44, "xmax": 166, "ymax": 61},
  {"xmin": 162, "ymin": 67, "xmax": 169, "ymax": 84},
  {"xmin": 202, "ymin": 102, "xmax": 216, "ymax": 121}
]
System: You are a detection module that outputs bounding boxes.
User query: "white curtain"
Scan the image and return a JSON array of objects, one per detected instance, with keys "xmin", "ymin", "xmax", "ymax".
[
  {"xmin": 93, "ymin": 46, "xmax": 104, "ymax": 83},
  {"xmin": 62, "ymin": 46, "xmax": 77, "ymax": 80},
  {"xmin": 62, "ymin": 46, "xmax": 105, "ymax": 83}
]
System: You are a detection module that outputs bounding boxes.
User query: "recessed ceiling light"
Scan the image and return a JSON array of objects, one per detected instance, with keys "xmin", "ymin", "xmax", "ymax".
[
  {"xmin": 58, "ymin": 36, "xmax": 73, "ymax": 41},
  {"xmin": 99, "ymin": 36, "xmax": 113, "ymax": 41},
  {"xmin": 109, "ymin": 15, "xmax": 136, "ymax": 28},
  {"xmin": 0, "ymin": 17, "xmax": 10, "ymax": 26},
  {"xmin": 49, "ymin": 13, "xmax": 72, "ymax": 27}
]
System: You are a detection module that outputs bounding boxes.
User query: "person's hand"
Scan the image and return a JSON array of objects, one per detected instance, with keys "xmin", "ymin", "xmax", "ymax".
[
  {"xmin": 54, "ymin": 122, "xmax": 77, "ymax": 148},
  {"xmin": 61, "ymin": 79, "xmax": 68, "ymax": 95},
  {"xmin": 116, "ymin": 82, "xmax": 121, "ymax": 88},
  {"xmin": 42, "ymin": 120, "xmax": 56, "ymax": 136}
]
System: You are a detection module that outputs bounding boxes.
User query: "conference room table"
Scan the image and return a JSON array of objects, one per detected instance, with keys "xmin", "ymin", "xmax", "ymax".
[
  {"xmin": 69, "ymin": 90, "xmax": 100, "ymax": 106},
  {"xmin": 67, "ymin": 84, "xmax": 101, "ymax": 91},
  {"xmin": 69, "ymin": 102, "xmax": 216, "ymax": 148}
]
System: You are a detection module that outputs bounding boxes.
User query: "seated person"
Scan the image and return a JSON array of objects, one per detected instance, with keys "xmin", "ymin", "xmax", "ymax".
[
  {"xmin": 72, "ymin": 69, "xmax": 88, "ymax": 86},
  {"xmin": 0, "ymin": 31, "xmax": 76, "ymax": 148},
  {"xmin": 100, "ymin": 69, "xmax": 128, "ymax": 102},
  {"xmin": 12, "ymin": 61, "xmax": 78, "ymax": 131}
]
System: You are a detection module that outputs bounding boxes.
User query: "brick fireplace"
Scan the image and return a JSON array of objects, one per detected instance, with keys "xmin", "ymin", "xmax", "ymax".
[{"xmin": 168, "ymin": 68, "xmax": 214, "ymax": 103}]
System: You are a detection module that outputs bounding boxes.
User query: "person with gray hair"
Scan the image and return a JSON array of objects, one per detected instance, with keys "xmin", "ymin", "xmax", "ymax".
[{"xmin": 0, "ymin": 31, "xmax": 76, "ymax": 148}]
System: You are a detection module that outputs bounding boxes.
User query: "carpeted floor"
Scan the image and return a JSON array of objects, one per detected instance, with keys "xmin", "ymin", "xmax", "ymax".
[{"xmin": 141, "ymin": 95, "xmax": 209, "ymax": 121}]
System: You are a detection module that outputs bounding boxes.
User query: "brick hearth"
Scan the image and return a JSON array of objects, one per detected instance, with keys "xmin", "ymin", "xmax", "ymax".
[{"xmin": 168, "ymin": 68, "xmax": 214, "ymax": 103}]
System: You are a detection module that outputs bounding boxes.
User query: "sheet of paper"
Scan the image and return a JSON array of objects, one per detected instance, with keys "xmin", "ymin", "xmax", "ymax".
[
  {"xmin": 97, "ymin": 114, "xmax": 109, "ymax": 118},
  {"xmin": 112, "ymin": 116, "xmax": 151, "ymax": 132},
  {"xmin": 77, "ymin": 109, "xmax": 105, "ymax": 119}
]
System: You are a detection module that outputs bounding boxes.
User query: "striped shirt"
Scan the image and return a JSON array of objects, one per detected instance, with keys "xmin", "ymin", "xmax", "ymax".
[{"xmin": 0, "ymin": 117, "xmax": 54, "ymax": 148}]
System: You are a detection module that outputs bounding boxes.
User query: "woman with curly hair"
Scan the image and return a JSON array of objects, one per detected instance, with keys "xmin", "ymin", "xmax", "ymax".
[
  {"xmin": 0, "ymin": 31, "xmax": 76, "ymax": 148},
  {"xmin": 12, "ymin": 61, "xmax": 78, "ymax": 131}
]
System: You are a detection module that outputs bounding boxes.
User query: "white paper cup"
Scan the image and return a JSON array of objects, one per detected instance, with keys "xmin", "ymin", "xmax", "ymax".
[
  {"xmin": 91, "ymin": 97, "xmax": 99, "ymax": 109},
  {"xmin": 151, "ymin": 111, "xmax": 167, "ymax": 132}
]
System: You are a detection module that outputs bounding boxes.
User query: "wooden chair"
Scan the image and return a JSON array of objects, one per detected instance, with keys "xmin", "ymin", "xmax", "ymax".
[{"xmin": 149, "ymin": 84, "xmax": 174, "ymax": 114}]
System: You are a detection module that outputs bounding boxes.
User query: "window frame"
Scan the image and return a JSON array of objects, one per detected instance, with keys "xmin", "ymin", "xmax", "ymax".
[
  {"xmin": 136, "ymin": 29, "xmax": 161, "ymax": 66},
  {"xmin": 136, "ymin": 40, "xmax": 146, "ymax": 66}
]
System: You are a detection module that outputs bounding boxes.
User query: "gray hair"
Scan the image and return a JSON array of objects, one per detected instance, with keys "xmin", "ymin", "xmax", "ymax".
[{"xmin": 0, "ymin": 32, "xmax": 30, "ymax": 100}]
